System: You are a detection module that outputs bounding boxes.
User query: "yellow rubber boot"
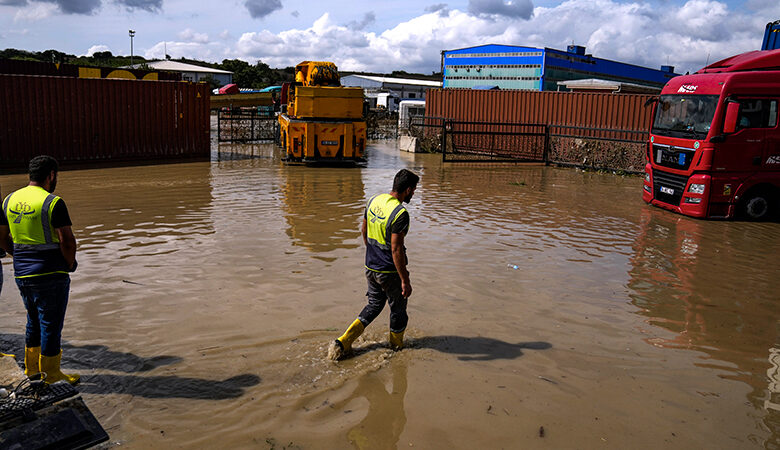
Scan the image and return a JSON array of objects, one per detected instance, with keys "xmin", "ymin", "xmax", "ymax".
[
  {"xmin": 328, "ymin": 318, "xmax": 365, "ymax": 360},
  {"xmin": 40, "ymin": 351, "xmax": 80, "ymax": 385},
  {"xmin": 24, "ymin": 347, "xmax": 40, "ymax": 377},
  {"xmin": 389, "ymin": 331, "xmax": 404, "ymax": 351}
]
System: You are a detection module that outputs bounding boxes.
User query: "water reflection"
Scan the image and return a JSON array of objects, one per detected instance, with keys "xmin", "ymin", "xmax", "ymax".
[
  {"xmin": 279, "ymin": 166, "xmax": 365, "ymax": 253},
  {"xmin": 628, "ymin": 208, "xmax": 780, "ymax": 444},
  {"xmin": 333, "ymin": 361, "xmax": 408, "ymax": 450}
]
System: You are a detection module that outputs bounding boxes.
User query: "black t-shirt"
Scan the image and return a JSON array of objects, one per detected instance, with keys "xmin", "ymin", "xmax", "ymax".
[
  {"xmin": 1, "ymin": 197, "xmax": 72, "ymax": 228},
  {"xmin": 391, "ymin": 210, "xmax": 409, "ymax": 235}
]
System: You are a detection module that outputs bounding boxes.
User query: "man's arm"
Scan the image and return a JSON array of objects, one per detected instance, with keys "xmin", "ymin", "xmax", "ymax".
[
  {"xmin": 361, "ymin": 217, "xmax": 368, "ymax": 246},
  {"xmin": 0, "ymin": 225, "xmax": 12, "ymax": 255},
  {"xmin": 55, "ymin": 226, "xmax": 77, "ymax": 270},
  {"xmin": 391, "ymin": 232, "xmax": 411, "ymax": 298}
]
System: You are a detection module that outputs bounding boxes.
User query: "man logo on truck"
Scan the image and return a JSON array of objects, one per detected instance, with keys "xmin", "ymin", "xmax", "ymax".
[{"xmin": 677, "ymin": 85, "xmax": 698, "ymax": 93}]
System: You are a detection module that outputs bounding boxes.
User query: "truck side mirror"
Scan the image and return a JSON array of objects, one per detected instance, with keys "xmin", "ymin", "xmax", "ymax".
[{"xmin": 723, "ymin": 101, "xmax": 740, "ymax": 134}]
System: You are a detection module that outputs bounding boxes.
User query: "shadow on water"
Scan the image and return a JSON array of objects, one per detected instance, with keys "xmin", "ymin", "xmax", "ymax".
[
  {"xmin": 63, "ymin": 344, "xmax": 181, "ymax": 373},
  {"xmin": 78, "ymin": 373, "xmax": 260, "ymax": 400},
  {"xmin": 348, "ymin": 336, "xmax": 552, "ymax": 361},
  {"xmin": 0, "ymin": 334, "xmax": 261, "ymax": 400},
  {"xmin": 411, "ymin": 336, "xmax": 551, "ymax": 361}
]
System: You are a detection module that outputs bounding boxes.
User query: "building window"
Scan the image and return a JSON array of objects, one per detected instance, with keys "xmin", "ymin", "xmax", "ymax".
[
  {"xmin": 409, "ymin": 93, "xmax": 416, "ymax": 98},
  {"xmin": 448, "ymin": 51, "xmax": 543, "ymax": 58}
]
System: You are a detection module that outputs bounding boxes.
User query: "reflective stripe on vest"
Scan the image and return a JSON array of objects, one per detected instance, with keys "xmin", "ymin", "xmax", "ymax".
[
  {"xmin": 3, "ymin": 186, "xmax": 61, "ymax": 251},
  {"xmin": 365, "ymin": 194, "xmax": 406, "ymax": 250}
]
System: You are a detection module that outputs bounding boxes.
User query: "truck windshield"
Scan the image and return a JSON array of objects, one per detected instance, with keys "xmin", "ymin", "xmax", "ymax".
[{"xmin": 652, "ymin": 95, "xmax": 719, "ymax": 139}]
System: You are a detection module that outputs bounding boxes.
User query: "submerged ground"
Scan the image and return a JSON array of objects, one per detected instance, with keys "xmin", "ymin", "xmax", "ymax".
[{"xmin": 0, "ymin": 140, "xmax": 778, "ymax": 448}]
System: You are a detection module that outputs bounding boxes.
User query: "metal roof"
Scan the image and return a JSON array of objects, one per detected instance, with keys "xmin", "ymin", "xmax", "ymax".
[
  {"xmin": 556, "ymin": 78, "xmax": 660, "ymax": 93},
  {"xmin": 126, "ymin": 60, "xmax": 233, "ymax": 74},
  {"xmin": 343, "ymin": 74, "xmax": 441, "ymax": 87}
]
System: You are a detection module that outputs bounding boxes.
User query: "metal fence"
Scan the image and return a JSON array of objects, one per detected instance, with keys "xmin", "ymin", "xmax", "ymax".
[
  {"xmin": 410, "ymin": 116, "xmax": 648, "ymax": 171},
  {"xmin": 217, "ymin": 109, "xmax": 278, "ymax": 142},
  {"xmin": 444, "ymin": 121, "xmax": 548, "ymax": 162}
]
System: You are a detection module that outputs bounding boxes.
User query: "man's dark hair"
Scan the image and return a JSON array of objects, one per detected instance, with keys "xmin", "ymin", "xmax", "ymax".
[
  {"xmin": 393, "ymin": 169, "xmax": 419, "ymax": 193},
  {"xmin": 29, "ymin": 155, "xmax": 59, "ymax": 183}
]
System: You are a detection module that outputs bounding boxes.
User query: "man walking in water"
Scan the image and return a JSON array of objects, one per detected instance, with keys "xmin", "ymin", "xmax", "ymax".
[
  {"xmin": 329, "ymin": 169, "xmax": 419, "ymax": 360},
  {"xmin": 0, "ymin": 156, "xmax": 80, "ymax": 384}
]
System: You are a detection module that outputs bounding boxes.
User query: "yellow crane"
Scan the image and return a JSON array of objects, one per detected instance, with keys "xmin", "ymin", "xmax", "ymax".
[{"xmin": 278, "ymin": 61, "xmax": 366, "ymax": 163}]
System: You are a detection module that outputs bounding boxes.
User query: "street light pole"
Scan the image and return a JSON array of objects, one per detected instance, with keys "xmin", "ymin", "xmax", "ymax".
[{"xmin": 129, "ymin": 29, "xmax": 135, "ymax": 66}]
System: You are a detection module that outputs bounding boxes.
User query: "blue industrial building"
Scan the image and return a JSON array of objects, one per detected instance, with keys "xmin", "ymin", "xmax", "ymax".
[{"xmin": 442, "ymin": 44, "xmax": 678, "ymax": 91}]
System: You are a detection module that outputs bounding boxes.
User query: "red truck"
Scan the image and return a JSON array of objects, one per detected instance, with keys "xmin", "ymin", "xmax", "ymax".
[{"xmin": 643, "ymin": 49, "xmax": 780, "ymax": 219}]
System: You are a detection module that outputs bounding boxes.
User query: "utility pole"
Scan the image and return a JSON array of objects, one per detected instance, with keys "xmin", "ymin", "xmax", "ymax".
[{"xmin": 129, "ymin": 29, "xmax": 136, "ymax": 66}]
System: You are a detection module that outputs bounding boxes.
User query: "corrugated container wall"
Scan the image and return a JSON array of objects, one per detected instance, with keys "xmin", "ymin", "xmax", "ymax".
[
  {"xmin": 0, "ymin": 75, "xmax": 210, "ymax": 171},
  {"xmin": 426, "ymin": 89, "xmax": 653, "ymax": 133}
]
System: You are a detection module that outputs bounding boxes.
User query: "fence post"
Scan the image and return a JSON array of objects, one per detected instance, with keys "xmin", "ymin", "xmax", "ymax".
[
  {"xmin": 543, "ymin": 124, "xmax": 550, "ymax": 166},
  {"xmin": 441, "ymin": 119, "xmax": 448, "ymax": 162}
]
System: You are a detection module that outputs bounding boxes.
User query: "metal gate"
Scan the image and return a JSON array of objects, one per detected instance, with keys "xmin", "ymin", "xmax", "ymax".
[
  {"xmin": 443, "ymin": 121, "xmax": 549, "ymax": 162},
  {"xmin": 217, "ymin": 109, "xmax": 278, "ymax": 142},
  {"xmin": 408, "ymin": 117, "xmax": 549, "ymax": 162}
]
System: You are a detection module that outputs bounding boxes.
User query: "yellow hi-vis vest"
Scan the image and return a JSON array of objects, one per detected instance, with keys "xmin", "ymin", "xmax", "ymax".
[
  {"xmin": 365, "ymin": 193, "xmax": 408, "ymax": 273},
  {"xmin": 2, "ymin": 185, "xmax": 68, "ymax": 278}
]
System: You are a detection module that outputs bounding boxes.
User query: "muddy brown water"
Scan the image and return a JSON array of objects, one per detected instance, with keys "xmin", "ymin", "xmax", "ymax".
[{"xmin": 1, "ymin": 140, "xmax": 779, "ymax": 449}]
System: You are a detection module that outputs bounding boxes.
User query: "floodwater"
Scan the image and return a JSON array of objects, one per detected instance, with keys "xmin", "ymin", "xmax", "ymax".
[{"xmin": 1, "ymin": 140, "xmax": 779, "ymax": 449}]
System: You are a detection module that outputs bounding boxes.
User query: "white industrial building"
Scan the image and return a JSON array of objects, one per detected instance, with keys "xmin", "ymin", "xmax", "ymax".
[
  {"xmin": 340, "ymin": 75, "xmax": 441, "ymax": 111},
  {"xmin": 126, "ymin": 60, "xmax": 233, "ymax": 85}
]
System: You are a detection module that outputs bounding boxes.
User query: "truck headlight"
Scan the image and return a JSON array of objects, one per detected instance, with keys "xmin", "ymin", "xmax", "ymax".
[
  {"xmin": 688, "ymin": 183, "xmax": 705, "ymax": 194},
  {"xmin": 645, "ymin": 172, "xmax": 651, "ymax": 183},
  {"xmin": 684, "ymin": 197, "xmax": 702, "ymax": 204}
]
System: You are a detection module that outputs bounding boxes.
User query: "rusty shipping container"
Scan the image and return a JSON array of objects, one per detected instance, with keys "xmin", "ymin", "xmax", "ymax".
[
  {"xmin": 0, "ymin": 74, "xmax": 210, "ymax": 171},
  {"xmin": 426, "ymin": 89, "xmax": 654, "ymax": 139}
]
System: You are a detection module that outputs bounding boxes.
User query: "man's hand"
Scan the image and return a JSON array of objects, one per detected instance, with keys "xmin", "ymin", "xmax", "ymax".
[
  {"xmin": 401, "ymin": 280, "xmax": 412, "ymax": 299},
  {"xmin": 391, "ymin": 232, "xmax": 411, "ymax": 298},
  {"xmin": 55, "ymin": 225, "xmax": 77, "ymax": 271},
  {"xmin": 0, "ymin": 225, "xmax": 12, "ymax": 256}
]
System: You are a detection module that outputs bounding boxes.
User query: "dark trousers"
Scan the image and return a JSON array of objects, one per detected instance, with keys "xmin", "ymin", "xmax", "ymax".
[
  {"xmin": 359, "ymin": 270, "xmax": 408, "ymax": 333},
  {"xmin": 16, "ymin": 274, "xmax": 71, "ymax": 356}
]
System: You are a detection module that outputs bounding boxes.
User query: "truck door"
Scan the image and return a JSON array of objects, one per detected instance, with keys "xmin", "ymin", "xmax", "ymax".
[
  {"xmin": 717, "ymin": 98, "xmax": 775, "ymax": 173},
  {"xmin": 761, "ymin": 99, "xmax": 780, "ymax": 172}
]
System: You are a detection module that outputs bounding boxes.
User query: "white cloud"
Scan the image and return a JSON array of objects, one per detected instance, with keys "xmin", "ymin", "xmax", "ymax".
[
  {"xmin": 13, "ymin": 2, "xmax": 58, "ymax": 21},
  {"xmin": 178, "ymin": 28, "xmax": 209, "ymax": 44},
  {"xmin": 84, "ymin": 44, "xmax": 110, "ymax": 56},
  {"xmin": 71, "ymin": 0, "xmax": 762, "ymax": 76}
]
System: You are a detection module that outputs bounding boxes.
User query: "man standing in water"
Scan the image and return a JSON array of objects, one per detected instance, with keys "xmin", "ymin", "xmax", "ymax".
[
  {"xmin": 0, "ymin": 156, "xmax": 80, "ymax": 384},
  {"xmin": 329, "ymin": 169, "xmax": 419, "ymax": 360}
]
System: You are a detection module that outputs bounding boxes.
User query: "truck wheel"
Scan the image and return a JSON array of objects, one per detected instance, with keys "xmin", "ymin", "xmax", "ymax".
[{"xmin": 741, "ymin": 191, "xmax": 773, "ymax": 220}]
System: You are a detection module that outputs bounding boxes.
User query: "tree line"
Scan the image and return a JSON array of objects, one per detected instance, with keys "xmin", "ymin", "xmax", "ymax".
[{"xmin": 0, "ymin": 48, "xmax": 441, "ymax": 89}]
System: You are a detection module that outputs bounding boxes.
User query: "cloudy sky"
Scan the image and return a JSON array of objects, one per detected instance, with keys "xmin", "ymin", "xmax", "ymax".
[{"xmin": 1, "ymin": 0, "xmax": 778, "ymax": 75}]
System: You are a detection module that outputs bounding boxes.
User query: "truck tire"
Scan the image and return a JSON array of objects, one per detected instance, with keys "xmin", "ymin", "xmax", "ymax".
[{"xmin": 741, "ymin": 190, "xmax": 773, "ymax": 220}]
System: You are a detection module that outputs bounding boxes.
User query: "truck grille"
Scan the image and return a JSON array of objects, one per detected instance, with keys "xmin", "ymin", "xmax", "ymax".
[{"xmin": 652, "ymin": 169, "xmax": 689, "ymax": 206}]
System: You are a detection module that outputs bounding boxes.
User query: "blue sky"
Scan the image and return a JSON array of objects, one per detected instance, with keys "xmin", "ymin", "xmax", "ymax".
[{"xmin": 0, "ymin": 0, "xmax": 778, "ymax": 74}]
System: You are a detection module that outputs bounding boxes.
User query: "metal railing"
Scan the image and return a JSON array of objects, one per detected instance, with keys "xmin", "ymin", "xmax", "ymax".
[
  {"xmin": 408, "ymin": 116, "xmax": 649, "ymax": 171},
  {"xmin": 217, "ymin": 108, "xmax": 278, "ymax": 143}
]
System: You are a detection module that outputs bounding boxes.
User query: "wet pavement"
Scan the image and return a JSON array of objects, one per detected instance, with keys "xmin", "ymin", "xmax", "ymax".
[{"xmin": 0, "ymin": 140, "xmax": 778, "ymax": 448}]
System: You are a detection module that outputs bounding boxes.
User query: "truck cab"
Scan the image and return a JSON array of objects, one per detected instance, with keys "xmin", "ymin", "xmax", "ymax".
[{"xmin": 643, "ymin": 49, "xmax": 780, "ymax": 219}]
